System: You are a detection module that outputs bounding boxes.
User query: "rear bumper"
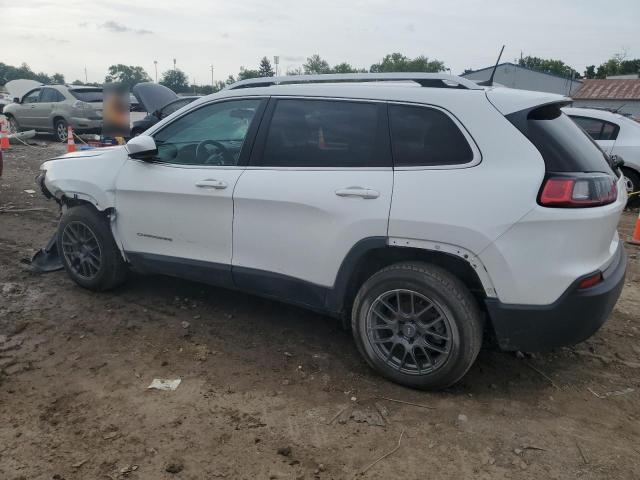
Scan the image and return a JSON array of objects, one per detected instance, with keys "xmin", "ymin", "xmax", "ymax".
[{"xmin": 485, "ymin": 243, "xmax": 627, "ymax": 352}]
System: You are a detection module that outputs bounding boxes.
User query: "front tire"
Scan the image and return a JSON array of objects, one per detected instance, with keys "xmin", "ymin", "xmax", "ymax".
[
  {"xmin": 57, "ymin": 205, "xmax": 127, "ymax": 291},
  {"xmin": 351, "ymin": 262, "xmax": 483, "ymax": 390},
  {"xmin": 6, "ymin": 115, "xmax": 20, "ymax": 134}
]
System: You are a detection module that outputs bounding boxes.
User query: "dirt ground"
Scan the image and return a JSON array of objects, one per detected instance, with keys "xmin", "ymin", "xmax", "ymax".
[{"xmin": 1, "ymin": 138, "xmax": 639, "ymax": 480}]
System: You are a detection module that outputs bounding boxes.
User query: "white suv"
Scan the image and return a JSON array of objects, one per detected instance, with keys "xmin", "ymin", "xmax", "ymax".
[{"xmin": 37, "ymin": 74, "xmax": 628, "ymax": 390}]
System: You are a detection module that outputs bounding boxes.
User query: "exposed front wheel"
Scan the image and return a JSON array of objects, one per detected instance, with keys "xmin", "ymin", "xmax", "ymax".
[
  {"xmin": 352, "ymin": 262, "xmax": 483, "ymax": 390},
  {"xmin": 6, "ymin": 116, "xmax": 20, "ymax": 134},
  {"xmin": 57, "ymin": 205, "xmax": 128, "ymax": 291}
]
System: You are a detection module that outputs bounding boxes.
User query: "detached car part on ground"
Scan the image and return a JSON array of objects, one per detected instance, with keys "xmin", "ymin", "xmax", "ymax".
[
  {"xmin": 3, "ymin": 79, "xmax": 103, "ymax": 142},
  {"xmin": 34, "ymin": 73, "xmax": 627, "ymax": 390}
]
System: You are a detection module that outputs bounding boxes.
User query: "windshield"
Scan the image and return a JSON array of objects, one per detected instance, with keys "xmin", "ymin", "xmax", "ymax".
[{"xmin": 70, "ymin": 88, "xmax": 103, "ymax": 103}]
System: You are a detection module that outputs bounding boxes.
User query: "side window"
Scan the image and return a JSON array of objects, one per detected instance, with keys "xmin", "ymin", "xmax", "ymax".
[
  {"xmin": 152, "ymin": 98, "xmax": 263, "ymax": 166},
  {"xmin": 161, "ymin": 99, "xmax": 190, "ymax": 118},
  {"xmin": 389, "ymin": 104, "xmax": 474, "ymax": 167},
  {"xmin": 23, "ymin": 89, "xmax": 41, "ymax": 104},
  {"xmin": 600, "ymin": 121, "xmax": 619, "ymax": 141},
  {"xmin": 571, "ymin": 116, "xmax": 606, "ymax": 140},
  {"xmin": 40, "ymin": 88, "xmax": 64, "ymax": 103},
  {"xmin": 259, "ymin": 99, "xmax": 389, "ymax": 168}
]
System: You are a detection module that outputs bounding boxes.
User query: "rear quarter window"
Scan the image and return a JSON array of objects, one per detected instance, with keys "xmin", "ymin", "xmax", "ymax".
[
  {"xmin": 70, "ymin": 89, "xmax": 103, "ymax": 103},
  {"xmin": 507, "ymin": 105, "xmax": 613, "ymax": 174},
  {"xmin": 389, "ymin": 104, "xmax": 474, "ymax": 167}
]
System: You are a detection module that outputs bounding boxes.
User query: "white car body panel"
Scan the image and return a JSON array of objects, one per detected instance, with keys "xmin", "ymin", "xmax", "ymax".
[
  {"xmin": 486, "ymin": 87, "xmax": 569, "ymax": 115},
  {"xmin": 563, "ymin": 107, "xmax": 640, "ymax": 174},
  {"xmin": 114, "ymin": 161, "xmax": 242, "ymax": 265},
  {"xmin": 232, "ymin": 168, "xmax": 392, "ymax": 287},
  {"xmin": 41, "ymin": 147, "xmax": 126, "ymax": 209}
]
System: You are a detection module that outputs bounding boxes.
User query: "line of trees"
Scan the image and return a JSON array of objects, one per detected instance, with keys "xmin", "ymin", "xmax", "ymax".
[{"xmin": 3, "ymin": 50, "xmax": 639, "ymax": 95}]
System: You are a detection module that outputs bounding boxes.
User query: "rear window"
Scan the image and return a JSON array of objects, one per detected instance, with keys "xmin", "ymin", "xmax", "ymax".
[
  {"xmin": 389, "ymin": 104, "xmax": 474, "ymax": 167},
  {"xmin": 508, "ymin": 105, "xmax": 613, "ymax": 173},
  {"xmin": 70, "ymin": 88, "xmax": 103, "ymax": 102}
]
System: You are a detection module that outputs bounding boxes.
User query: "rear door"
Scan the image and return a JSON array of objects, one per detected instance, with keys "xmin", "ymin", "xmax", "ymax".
[
  {"xmin": 232, "ymin": 97, "xmax": 393, "ymax": 308},
  {"xmin": 33, "ymin": 88, "xmax": 61, "ymax": 130}
]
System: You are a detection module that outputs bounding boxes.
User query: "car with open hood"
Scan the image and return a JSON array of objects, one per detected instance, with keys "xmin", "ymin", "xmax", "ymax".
[
  {"xmin": 130, "ymin": 82, "xmax": 197, "ymax": 136},
  {"xmin": 3, "ymin": 79, "xmax": 103, "ymax": 142}
]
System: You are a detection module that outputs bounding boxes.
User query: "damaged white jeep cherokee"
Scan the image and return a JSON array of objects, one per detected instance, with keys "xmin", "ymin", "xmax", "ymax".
[{"xmin": 36, "ymin": 73, "xmax": 627, "ymax": 390}]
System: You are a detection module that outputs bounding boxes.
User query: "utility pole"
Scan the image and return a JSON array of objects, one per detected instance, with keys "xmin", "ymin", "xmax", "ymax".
[
  {"xmin": 84, "ymin": 66, "xmax": 88, "ymax": 83},
  {"xmin": 210, "ymin": 64, "xmax": 214, "ymax": 90},
  {"xmin": 154, "ymin": 60, "xmax": 158, "ymax": 83},
  {"xmin": 273, "ymin": 56, "xmax": 279, "ymax": 76},
  {"xmin": 173, "ymin": 58, "xmax": 177, "ymax": 71}
]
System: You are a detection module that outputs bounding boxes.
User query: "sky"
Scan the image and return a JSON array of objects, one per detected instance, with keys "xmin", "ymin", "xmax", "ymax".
[{"xmin": 5, "ymin": 0, "xmax": 640, "ymax": 85}]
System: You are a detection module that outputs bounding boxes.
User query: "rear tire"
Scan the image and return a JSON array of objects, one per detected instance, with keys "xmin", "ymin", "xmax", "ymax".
[
  {"xmin": 54, "ymin": 118, "xmax": 68, "ymax": 143},
  {"xmin": 622, "ymin": 167, "xmax": 640, "ymax": 207},
  {"xmin": 351, "ymin": 262, "xmax": 483, "ymax": 390},
  {"xmin": 57, "ymin": 205, "xmax": 128, "ymax": 291}
]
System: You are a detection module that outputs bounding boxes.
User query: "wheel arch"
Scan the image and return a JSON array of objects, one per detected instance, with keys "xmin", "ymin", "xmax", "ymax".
[{"xmin": 327, "ymin": 237, "xmax": 495, "ymax": 318}]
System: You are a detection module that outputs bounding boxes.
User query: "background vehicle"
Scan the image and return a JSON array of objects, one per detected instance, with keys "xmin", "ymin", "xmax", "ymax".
[
  {"xmin": 0, "ymin": 92, "xmax": 11, "ymax": 113},
  {"xmin": 564, "ymin": 106, "xmax": 640, "ymax": 202},
  {"xmin": 131, "ymin": 82, "xmax": 197, "ymax": 136},
  {"xmin": 37, "ymin": 74, "xmax": 627, "ymax": 390},
  {"xmin": 4, "ymin": 79, "xmax": 103, "ymax": 142}
]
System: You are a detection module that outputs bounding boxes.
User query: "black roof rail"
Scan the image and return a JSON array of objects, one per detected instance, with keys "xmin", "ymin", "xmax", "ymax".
[{"xmin": 225, "ymin": 73, "xmax": 483, "ymax": 91}]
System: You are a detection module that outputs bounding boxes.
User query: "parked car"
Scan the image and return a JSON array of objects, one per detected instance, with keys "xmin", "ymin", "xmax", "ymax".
[
  {"xmin": 4, "ymin": 79, "xmax": 103, "ymax": 142},
  {"xmin": 131, "ymin": 82, "xmax": 197, "ymax": 136},
  {"xmin": 563, "ymin": 106, "xmax": 640, "ymax": 199},
  {"xmin": 36, "ymin": 74, "xmax": 627, "ymax": 390}
]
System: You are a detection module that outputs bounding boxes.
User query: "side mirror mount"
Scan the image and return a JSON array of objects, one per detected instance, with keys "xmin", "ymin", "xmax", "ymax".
[{"xmin": 126, "ymin": 134, "xmax": 157, "ymax": 161}]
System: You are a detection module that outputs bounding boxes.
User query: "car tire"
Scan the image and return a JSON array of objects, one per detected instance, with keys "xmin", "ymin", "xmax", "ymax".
[
  {"xmin": 57, "ymin": 205, "xmax": 128, "ymax": 291},
  {"xmin": 54, "ymin": 118, "xmax": 68, "ymax": 143},
  {"xmin": 622, "ymin": 167, "xmax": 640, "ymax": 207},
  {"xmin": 351, "ymin": 262, "xmax": 483, "ymax": 390}
]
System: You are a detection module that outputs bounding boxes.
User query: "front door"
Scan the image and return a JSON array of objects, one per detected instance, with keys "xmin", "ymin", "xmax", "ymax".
[
  {"xmin": 114, "ymin": 97, "xmax": 266, "ymax": 285},
  {"xmin": 232, "ymin": 98, "xmax": 393, "ymax": 308},
  {"xmin": 17, "ymin": 88, "xmax": 42, "ymax": 129}
]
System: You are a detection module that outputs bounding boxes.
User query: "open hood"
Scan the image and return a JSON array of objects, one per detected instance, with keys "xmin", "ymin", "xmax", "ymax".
[
  {"xmin": 132, "ymin": 82, "xmax": 178, "ymax": 114},
  {"xmin": 6, "ymin": 79, "xmax": 43, "ymax": 102}
]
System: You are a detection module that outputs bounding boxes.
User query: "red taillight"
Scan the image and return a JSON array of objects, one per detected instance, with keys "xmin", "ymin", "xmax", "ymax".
[
  {"xmin": 539, "ymin": 174, "xmax": 617, "ymax": 207},
  {"xmin": 578, "ymin": 272, "xmax": 603, "ymax": 289}
]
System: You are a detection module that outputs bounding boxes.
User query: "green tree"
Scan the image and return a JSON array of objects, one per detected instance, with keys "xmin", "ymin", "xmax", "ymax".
[
  {"xmin": 105, "ymin": 64, "xmax": 151, "ymax": 90},
  {"xmin": 303, "ymin": 54, "xmax": 331, "ymax": 74},
  {"xmin": 238, "ymin": 67, "xmax": 260, "ymax": 80},
  {"xmin": 286, "ymin": 66, "xmax": 303, "ymax": 75},
  {"xmin": 584, "ymin": 65, "xmax": 596, "ymax": 79},
  {"xmin": 52, "ymin": 73, "xmax": 65, "ymax": 84},
  {"xmin": 370, "ymin": 53, "xmax": 445, "ymax": 73},
  {"xmin": 331, "ymin": 62, "xmax": 365, "ymax": 73},
  {"xmin": 225, "ymin": 75, "xmax": 236, "ymax": 85},
  {"xmin": 159, "ymin": 69, "xmax": 189, "ymax": 92},
  {"xmin": 258, "ymin": 57, "xmax": 275, "ymax": 77},
  {"xmin": 518, "ymin": 55, "xmax": 579, "ymax": 78}
]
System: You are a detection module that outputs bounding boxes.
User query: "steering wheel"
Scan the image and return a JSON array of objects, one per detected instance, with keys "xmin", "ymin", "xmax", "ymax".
[{"xmin": 195, "ymin": 140, "xmax": 234, "ymax": 165}]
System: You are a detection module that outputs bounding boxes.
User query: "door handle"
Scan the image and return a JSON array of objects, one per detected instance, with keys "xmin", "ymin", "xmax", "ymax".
[
  {"xmin": 195, "ymin": 179, "xmax": 227, "ymax": 189},
  {"xmin": 335, "ymin": 187, "xmax": 380, "ymax": 199}
]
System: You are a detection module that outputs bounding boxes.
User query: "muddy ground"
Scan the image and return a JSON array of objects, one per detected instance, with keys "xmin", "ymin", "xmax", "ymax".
[{"xmin": 1, "ymin": 139, "xmax": 639, "ymax": 480}]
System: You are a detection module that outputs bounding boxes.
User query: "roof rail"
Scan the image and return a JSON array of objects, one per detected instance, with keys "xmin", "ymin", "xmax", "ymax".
[{"xmin": 225, "ymin": 73, "xmax": 483, "ymax": 91}]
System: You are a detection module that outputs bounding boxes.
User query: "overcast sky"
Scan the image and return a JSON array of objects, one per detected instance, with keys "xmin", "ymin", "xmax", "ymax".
[{"xmin": 5, "ymin": 0, "xmax": 640, "ymax": 85}]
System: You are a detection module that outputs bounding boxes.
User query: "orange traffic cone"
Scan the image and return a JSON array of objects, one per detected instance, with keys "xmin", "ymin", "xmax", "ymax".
[
  {"xmin": 630, "ymin": 212, "xmax": 640, "ymax": 246},
  {"xmin": 66, "ymin": 125, "xmax": 76, "ymax": 153},
  {"xmin": 0, "ymin": 119, "xmax": 10, "ymax": 150}
]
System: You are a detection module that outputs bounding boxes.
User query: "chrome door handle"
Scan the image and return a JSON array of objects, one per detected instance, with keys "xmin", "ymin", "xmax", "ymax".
[
  {"xmin": 335, "ymin": 187, "xmax": 380, "ymax": 199},
  {"xmin": 195, "ymin": 179, "xmax": 227, "ymax": 189}
]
